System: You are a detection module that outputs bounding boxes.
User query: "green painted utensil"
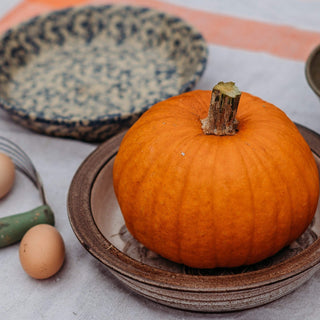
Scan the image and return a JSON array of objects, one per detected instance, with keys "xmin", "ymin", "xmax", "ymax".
[{"xmin": 0, "ymin": 137, "xmax": 54, "ymax": 247}]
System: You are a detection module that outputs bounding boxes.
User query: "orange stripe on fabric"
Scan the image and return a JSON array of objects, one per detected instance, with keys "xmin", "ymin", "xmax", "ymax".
[
  {"xmin": 94, "ymin": 0, "xmax": 320, "ymax": 61},
  {"xmin": 1, "ymin": 0, "xmax": 320, "ymax": 62},
  {"xmin": 28, "ymin": 0, "xmax": 88, "ymax": 8}
]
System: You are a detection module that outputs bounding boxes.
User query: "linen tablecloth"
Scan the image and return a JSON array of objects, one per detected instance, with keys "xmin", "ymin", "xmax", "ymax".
[{"xmin": 1, "ymin": 0, "xmax": 320, "ymax": 319}]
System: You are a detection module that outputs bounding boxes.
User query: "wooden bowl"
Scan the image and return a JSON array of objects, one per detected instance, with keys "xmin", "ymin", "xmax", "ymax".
[{"xmin": 67, "ymin": 124, "xmax": 320, "ymax": 312}]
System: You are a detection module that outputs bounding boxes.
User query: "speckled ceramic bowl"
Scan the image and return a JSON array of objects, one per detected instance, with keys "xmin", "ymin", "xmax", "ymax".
[
  {"xmin": 306, "ymin": 44, "xmax": 320, "ymax": 99},
  {"xmin": 68, "ymin": 123, "xmax": 320, "ymax": 312},
  {"xmin": 0, "ymin": 5, "xmax": 207, "ymax": 141}
]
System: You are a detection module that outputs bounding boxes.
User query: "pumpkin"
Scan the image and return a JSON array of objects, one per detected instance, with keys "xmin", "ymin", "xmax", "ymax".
[{"xmin": 113, "ymin": 82, "xmax": 319, "ymax": 269}]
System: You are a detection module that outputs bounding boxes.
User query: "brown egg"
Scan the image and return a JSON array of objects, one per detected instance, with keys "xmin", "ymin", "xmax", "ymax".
[
  {"xmin": 0, "ymin": 152, "xmax": 15, "ymax": 199},
  {"xmin": 19, "ymin": 224, "xmax": 65, "ymax": 279}
]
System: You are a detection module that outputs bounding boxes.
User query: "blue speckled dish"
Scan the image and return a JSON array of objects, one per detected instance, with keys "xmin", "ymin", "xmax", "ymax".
[{"xmin": 0, "ymin": 5, "xmax": 208, "ymax": 141}]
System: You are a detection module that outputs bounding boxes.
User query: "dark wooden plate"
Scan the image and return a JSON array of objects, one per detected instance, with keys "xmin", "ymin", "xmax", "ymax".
[{"xmin": 67, "ymin": 123, "xmax": 320, "ymax": 312}]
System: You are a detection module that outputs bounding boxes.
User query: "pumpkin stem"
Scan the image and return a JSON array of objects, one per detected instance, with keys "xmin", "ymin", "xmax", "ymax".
[{"xmin": 201, "ymin": 82, "xmax": 241, "ymax": 135}]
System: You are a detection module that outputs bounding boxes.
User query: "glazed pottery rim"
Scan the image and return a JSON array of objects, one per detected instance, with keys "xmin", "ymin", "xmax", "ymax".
[
  {"xmin": 0, "ymin": 4, "xmax": 208, "ymax": 128},
  {"xmin": 306, "ymin": 43, "xmax": 320, "ymax": 98},
  {"xmin": 67, "ymin": 124, "xmax": 320, "ymax": 293}
]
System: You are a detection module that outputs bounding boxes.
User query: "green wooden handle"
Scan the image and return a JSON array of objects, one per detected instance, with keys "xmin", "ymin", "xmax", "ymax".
[{"xmin": 0, "ymin": 205, "xmax": 55, "ymax": 248}]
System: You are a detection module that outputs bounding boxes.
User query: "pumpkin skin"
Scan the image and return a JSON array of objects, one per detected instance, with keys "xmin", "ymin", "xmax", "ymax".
[{"xmin": 113, "ymin": 90, "xmax": 320, "ymax": 269}]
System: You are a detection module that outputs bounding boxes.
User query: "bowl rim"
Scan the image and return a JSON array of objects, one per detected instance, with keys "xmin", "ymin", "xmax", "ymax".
[
  {"xmin": 305, "ymin": 44, "xmax": 320, "ymax": 97},
  {"xmin": 67, "ymin": 124, "xmax": 320, "ymax": 293}
]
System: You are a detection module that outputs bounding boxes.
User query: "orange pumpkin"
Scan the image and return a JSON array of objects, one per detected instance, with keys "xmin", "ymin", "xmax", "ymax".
[{"xmin": 113, "ymin": 82, "xmax": 319, "ymax": 269}]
